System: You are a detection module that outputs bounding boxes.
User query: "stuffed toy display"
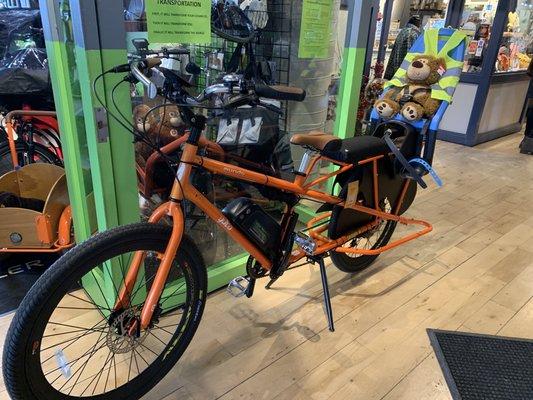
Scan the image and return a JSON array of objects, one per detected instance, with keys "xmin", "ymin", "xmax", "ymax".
[
  {"xmin": 133, "ymin": 103, "xmax": 186, "ymax": 166},
  {"xmin": 497, "ymin": 46, "xmax": 510, "ymax": 72},
  {"xmin": 374, "ymin": 55, "xmax": 444, "ymax": 122}
]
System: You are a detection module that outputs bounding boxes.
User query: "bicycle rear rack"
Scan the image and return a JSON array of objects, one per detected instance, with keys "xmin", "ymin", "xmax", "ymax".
[{"xmin": 305, "ymin": 205, "xmax": 432, "ymax": 257}]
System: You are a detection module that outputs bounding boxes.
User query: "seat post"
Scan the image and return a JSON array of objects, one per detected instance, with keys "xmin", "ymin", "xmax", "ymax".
[{"xmin": 297, "ymin": 150, "xmax": 315, "ymax": 175}]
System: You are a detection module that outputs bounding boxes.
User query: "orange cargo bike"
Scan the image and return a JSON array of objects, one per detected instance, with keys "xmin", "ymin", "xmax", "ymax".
[{"xmin": 3, "ymin": 58, "xmax": 435, "ymax": 400}]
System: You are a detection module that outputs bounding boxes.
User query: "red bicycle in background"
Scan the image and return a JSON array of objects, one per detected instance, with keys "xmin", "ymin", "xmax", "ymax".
[{"xmin": 0, "ymin": 106, "xmax": 63, "ymax": 175}]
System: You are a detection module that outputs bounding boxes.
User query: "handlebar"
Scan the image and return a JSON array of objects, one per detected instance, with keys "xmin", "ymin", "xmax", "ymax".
[
  {"xmin": 130, "ymin": 59, "xmax": 161, "ymax": 99},
  {"xmin": 126, "ymin": 58, "xmax": 306, "ymax": 108},
  {"xmin": 255, "ymin": 85, "xmax": 307, "ymax": 102},
  {"xmin": 130, "ymin": 38, "xmax": 190, "ymax": 58},
  {"xmin": 139, "ymin": 48, "xmax": 190, "ymax": 57}
]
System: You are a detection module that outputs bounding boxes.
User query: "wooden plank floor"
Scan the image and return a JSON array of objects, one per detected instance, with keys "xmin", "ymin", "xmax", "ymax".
[{"xmin": 1, "ymin": 133, "xmax": 532, "ymax": 399}]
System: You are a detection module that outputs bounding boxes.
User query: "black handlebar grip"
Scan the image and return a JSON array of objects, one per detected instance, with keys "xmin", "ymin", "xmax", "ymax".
[
  {"xmin": 255, "ymin": 85, "xmax": 306, "ymax": 102},
  {"xmin": 166, "ymin": 48, "xmax": 190, "ymax": 55}
]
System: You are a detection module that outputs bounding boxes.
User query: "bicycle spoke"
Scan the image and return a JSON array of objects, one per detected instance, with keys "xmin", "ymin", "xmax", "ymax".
[
  {"xmin": 87, "ymin": 270, "xmax": 113, "ymax": 311},
  {"xmin": 113, "ymin": 352, "xmax": 118, "ymax": 391},
  {"xmin": 127, "ymin": 270, "xmax": 155, "ymax": 307},
  {"xmin": 41, "ymin": 328, "xmax": 107, "ymax": 353},
  {"xmin": 49, "ymin": 340, "xmax": 106, "ymax": 389},
  {"xmin": 46, "ymin": 320, "xmax": 107, "ymax": 332},
  {"xmin": 116, "ymin": 252, "xmax": 135, "ymax": 307},
  {"xmin": 101, "ymin": 260, "xmax": 123, "ymax": 306},
  {"xmin": 82, "ymin": 348, "xmax": 114, "ymax": 396},
  {"xmin": 150, "ymin": 324, "xmax": 175, "ymax": 336},
  {"xmin": 147, "ymin": 330, "xmax": 168, "ymax": 348},
  {"xmin": 56, "ymin": 306, "xmax": 108, "ymax": 311},
  {"xmin": 127, "ymin": 348, "xmax": 134, "ymax": 383},
  {"xmin": 43, "ymin": 326, "xmax": 105, "ymax": 339},
  {"xmin": 66, "ymin": 293, "xmax": 112, "ymax": 311},
  {"xmin": 137, "ymin": 341, "xmax": 161, "ymax": 358},
  {"xmin": 132, "ymin": 348, "xmax": 141, "ymax": 376},
  {"xmin": 47, "ymin": 335, "xmax": 108, "ymax": 382},
  {"xmin": 151, "ymin": 320, "xmax": 183, "ymax": 331},
  {"xmin": 103, "ymin": 349, "xmax": 114, "ymax": 394},
  {"xmin": 159, "ymin": 282, "xmax": 186, "ymax": 307},
  {"xmin": 133, "ymin": 346, "xmax": 150, "ymax": 367},
  {"xmin": 41, "ymin": 316, "xmax": 109, "ymax": 358},
  {"xmin": 65, "ymin": 331, "xmax": 108, "ymax": 395}
]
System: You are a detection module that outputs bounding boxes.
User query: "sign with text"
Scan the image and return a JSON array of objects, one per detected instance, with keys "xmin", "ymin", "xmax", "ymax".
[
  {"xmin": 146, "ymin": 0, "xmax": 211, "ymax": 44},
  {"xmin": 298, "ymin": 0, "xmax": 333, "ymax": 59}
]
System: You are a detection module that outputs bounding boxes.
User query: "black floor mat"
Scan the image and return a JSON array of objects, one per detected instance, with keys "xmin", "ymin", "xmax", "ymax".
[
  {"xmin": 0, "ymin": 253, "xmax": 59, "ymax": 315},
  {"xmin": 428, "ymin": 329, "xmax": 533, "ymax": 400}
]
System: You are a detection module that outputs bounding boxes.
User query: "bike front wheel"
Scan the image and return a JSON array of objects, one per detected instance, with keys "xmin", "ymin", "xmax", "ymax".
[{"xmin": 3, "ymin": 223, "xmax": 207, "ymax": 400}]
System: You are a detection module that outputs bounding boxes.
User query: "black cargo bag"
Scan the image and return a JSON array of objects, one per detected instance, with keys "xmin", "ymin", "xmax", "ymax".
[{"xmin": 216, "ymin": 99, "xmax": 293, "ymax": 174}]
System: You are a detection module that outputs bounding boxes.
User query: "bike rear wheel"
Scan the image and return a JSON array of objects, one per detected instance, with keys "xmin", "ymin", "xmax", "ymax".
[
  {"xmin": 3, "ymin": 223, "xmax": 207, "ymax": 400},
  {"xmin": 0, "ymin": 141, "xmax": 63, "ymax": 176},
  {"xmin": 329, "ymin": 198, "xmax": 397, "ymax": 273}
]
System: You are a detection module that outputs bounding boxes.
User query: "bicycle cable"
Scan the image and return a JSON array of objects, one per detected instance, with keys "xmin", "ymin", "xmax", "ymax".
[{"xmin": 94, "ymin": 71, "xmax": 177, "ymax": 168}]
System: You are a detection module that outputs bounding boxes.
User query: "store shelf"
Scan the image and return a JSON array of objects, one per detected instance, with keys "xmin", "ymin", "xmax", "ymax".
[{"xmin": 410, "ymin": 8, "xmax": 446, "ymax": 13}]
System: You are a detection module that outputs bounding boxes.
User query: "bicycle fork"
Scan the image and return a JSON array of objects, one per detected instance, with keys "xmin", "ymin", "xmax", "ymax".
[{"xmin": 115, "ymin": 200, "xmax": 185, "ymax": 330}]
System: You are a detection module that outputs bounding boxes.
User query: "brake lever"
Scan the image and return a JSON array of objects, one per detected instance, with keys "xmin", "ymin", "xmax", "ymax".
[
  {"xmin": 223, "ymin": 94, "xmax": 257, "ymax": 110},
  {"xmin": 259, "ymin": 101, "xmax": 283, "ymax": 115}
]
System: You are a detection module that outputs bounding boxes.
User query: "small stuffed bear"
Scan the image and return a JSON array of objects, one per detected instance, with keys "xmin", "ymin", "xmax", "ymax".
[
  {"xmin": 133, "ymin": 104, "xmax": 186, "ymax": 166},
  {"xmin": 374, "ymin": 55, "xmax": 444, "ymax": 122}
]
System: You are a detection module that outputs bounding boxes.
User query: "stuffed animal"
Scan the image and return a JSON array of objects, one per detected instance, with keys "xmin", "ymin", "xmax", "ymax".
[
  {"xmin": 507, "ymin": 12, "xmax": 519, "ymax": 32},
  {"xmin": 374, "ymin": 55, "xmax": 444, "ymax": 122},
  {"xmin": 497, "ymin": 46, "xmax": 510, "ymax": 72},
  {"xmin": 518, "ymin": 53, "xmax": 532, "ymax": 70},
  {"xmin": 133, "ymin": 104, "xmax": 186, "ymax": 165}
]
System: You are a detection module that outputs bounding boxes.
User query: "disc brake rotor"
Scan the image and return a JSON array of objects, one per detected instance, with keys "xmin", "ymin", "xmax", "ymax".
[{"xmin": 106, "ymin": 309, "xmax": 150, "ymax": 354}]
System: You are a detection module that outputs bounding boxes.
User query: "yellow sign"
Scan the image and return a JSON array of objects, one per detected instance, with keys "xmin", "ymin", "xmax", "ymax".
[
  {"xmin": 298, "ymin": 0, "xmax": 333, "ymax": 59},
  {"xmin": 146, "ymin": 0, "xmax": 211, "ymax": 44}
]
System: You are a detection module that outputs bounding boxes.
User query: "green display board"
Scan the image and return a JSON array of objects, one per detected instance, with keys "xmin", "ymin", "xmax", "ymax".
[
  {"xmin": 298, "ymin": 0, "xmax": 333, "ymax": 59},
  {"xmin": 146, "ymin": 0, "xmax": 211, "ymax": 44}
]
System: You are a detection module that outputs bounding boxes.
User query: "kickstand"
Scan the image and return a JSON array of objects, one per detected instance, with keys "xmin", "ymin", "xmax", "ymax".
[
  {"xmin": 265, "ymin": 277, "xmax": 278, "ymax": 290},
  {"xmin": 312, "ymin": 256, "xmax": 335, "ymax": 332}
]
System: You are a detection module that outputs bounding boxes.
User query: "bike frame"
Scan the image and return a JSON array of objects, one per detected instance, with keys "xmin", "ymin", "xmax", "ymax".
[
  {"xmin": 4, "ymin": 110, "xmax": 60, "ymax": 168},
  {"xmin": 116, "ymin": 141, "xmax": 433, "ymax": 329}
]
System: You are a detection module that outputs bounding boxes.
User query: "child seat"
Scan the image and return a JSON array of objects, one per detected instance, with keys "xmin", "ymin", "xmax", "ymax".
[{"xmin": 370, "ymin": 28, "xmax": 466, "ymax": 183}]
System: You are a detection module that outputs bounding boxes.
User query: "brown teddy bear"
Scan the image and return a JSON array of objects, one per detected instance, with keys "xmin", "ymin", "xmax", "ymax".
[
  {"xmin": 374, "ymin": 55, "xmax": 444, "ymax": 122},
  {"xmin": 133, "ymin": 103, "xmax": 186, "ymax": 166}
]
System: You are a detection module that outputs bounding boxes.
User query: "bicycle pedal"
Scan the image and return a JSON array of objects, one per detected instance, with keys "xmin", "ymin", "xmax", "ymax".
[
  {"xmin": 227, "ymin": 276, "xmax": 251, "ymax": 298},
  {"xmin": 295, "ymin": 232, "xmax": 317, "ymax": 255}
]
